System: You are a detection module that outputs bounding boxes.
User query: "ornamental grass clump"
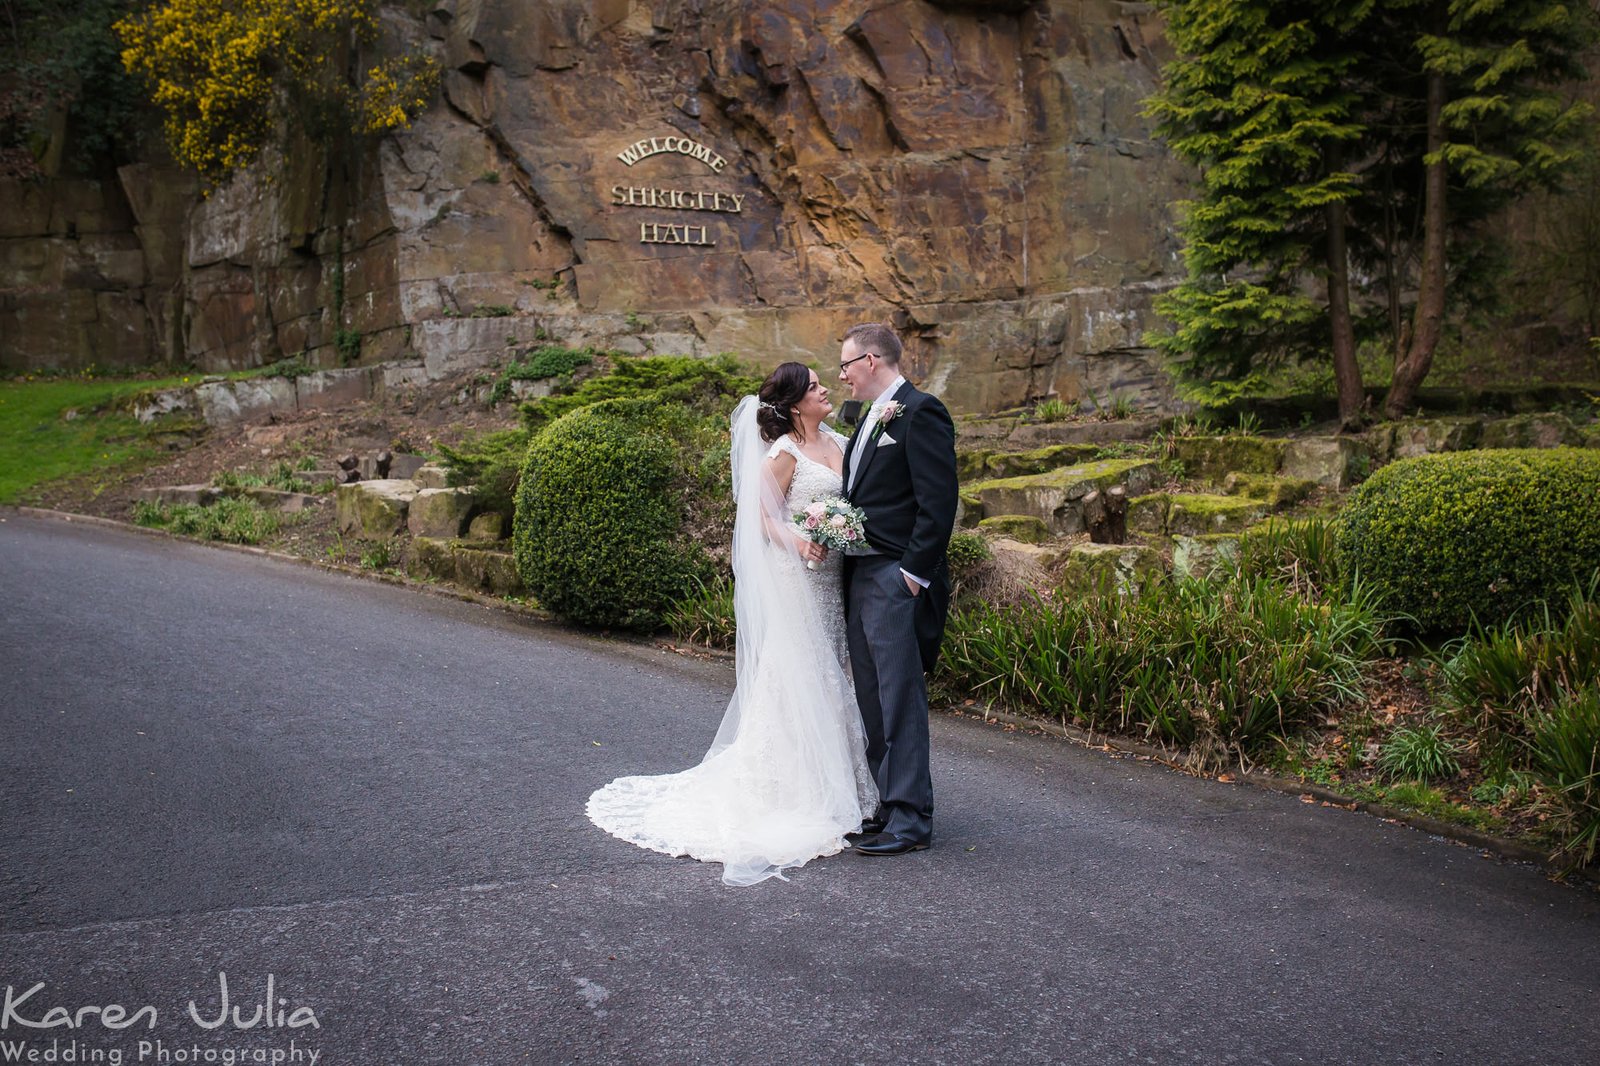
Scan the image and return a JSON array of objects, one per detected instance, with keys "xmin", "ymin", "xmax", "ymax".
[
  {"xmin": 938, "ymin": 572, "xmax": 1392, "ymax": 769},
  {"xmin": 1238, "ymin": 515, "xmax": 1345, "ymax": 599},
  {"xmin": 133, "ymin": 496, "xmax": 284, "ymax": 545},
  {"xmin": 1377, "ymin": 723, "xmax": 1462, "ymax": 783},
  {"xmin": 1528, "ymin": 686, "xmax": 1600, "ymax": 869},
  {"xmin": 665, "ymin": 575, "xmax": 736, "ymax": 650},
  {"xmin": 1434, "ymin": 576, "xmax": 1600, "ymax": 867},
  {"xmin": 1440, "ymin": 575, "xmax": 1600, "ymax": 753},
  {"xmin": 1337, "ymin": 449, "xmax": 1600, "ymax": 633}
]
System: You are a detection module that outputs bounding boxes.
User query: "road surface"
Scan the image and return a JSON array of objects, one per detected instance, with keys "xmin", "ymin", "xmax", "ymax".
[{"xmin": 1, "ymin": 512, "xmax": 1596, "ymax": 1064}]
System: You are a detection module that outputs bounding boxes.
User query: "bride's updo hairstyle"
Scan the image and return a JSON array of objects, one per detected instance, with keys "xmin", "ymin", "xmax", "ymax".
[{"xmin": 756, "ymin": 361, "xmax": 812, "ymax": 443}]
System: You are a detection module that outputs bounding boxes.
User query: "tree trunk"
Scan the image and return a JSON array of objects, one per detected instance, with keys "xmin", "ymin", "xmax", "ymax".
[
  {"xmin": 1385, "ymin": 69, "xmax": 1448, "ymax": 419},
  {"xmin": 1324, "ymin": 155, "xmax": 1363, "ymax": 430},
  {"xmin": 1084, "ymin": 486, "xmax": 1128, "ymax": 545}
]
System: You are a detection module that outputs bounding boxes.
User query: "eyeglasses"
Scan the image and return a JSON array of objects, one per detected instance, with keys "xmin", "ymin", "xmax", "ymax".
[{"xmin": 840, "ymin": 352, "xmax": 873, "ymax": 373}]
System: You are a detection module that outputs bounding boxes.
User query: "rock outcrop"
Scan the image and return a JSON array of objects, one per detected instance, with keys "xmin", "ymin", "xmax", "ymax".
[{"xmin": 3, "ymin": 1, "xmax": 1191, "ymax": 415}]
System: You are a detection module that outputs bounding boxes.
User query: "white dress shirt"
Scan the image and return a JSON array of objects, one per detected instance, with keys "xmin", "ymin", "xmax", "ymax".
[{"xmin": 849, "ymin": 375, "xmax": 928, "ymax": 591}]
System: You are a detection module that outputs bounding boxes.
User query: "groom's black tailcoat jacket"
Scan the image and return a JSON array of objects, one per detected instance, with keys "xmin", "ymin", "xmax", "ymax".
[{"xmin": 842, "ymin": 380, "xmax": 960, "ymax": 671}]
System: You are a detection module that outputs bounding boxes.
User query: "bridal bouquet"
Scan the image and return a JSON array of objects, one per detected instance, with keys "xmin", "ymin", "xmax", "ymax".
[{"xmin": 793, "ymin": 496, "xmax": 867, "ymax": 570}]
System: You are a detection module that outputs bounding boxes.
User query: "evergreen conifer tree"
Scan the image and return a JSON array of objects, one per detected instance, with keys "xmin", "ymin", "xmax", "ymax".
[{"xmin": 1147, "ymin": 0, "xmax": 1595, "ymax": 424}]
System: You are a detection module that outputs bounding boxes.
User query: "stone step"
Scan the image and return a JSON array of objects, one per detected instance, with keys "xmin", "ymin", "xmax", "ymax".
[
  {"xmin": 408, "ymin": 537, "xmax": 525, "ymax": 596},
  {"xmin": 233, "ymin": 486, "xmax": 324, "ymax": 512},
  {"xmin": 407, "ymin": 487, "xmax": 478, "ymax": 538},
  {"xmin": 1481, "ymin": 412, "xmax": 1586, "ymax": 449},
  {"xmin": 137, "ymin": 484, "xmax": 220, "ymax": 507},
  {"xmin": 335, "ymin": 479, "xmax": 421, "ymax": 537},
  {"xmin": 984, "ymin": 536, "xmax": 1068, "ymax": 576},
  {"xmin": 136, "ymin": 484, "xmax": 322, "ymax": 512},
  {"xmin": 976, "ymin": 515, "xmax": 1050, "ymax": 543},
  {"xmin": 957, "ymin": 442, "xmax": 1105, "ymax": 482},
  {"xmin": 1220, "ymin": 472, "xmax": 1316, "ymax": 508},
  {"xmin": 413, "ymin": 462, "xmax": 450, "ymax": 489},
  {"xmin": 1281, "ymin": 436, "xmax": 1370, "ymax": 490},
  {"xmin": 465, "ymin": 512, "xmax": 506, "ymax": 542},
  {"xmin": 1056, "ymin": 542, "xmax": 1165, "ymax": 599},
  {"xmin": 964, "ymin": 458, "xmax": 1162, "ymax": 534},
  {"xmin": 1128, "ymin": 492, "xmax": 1268, "ymax": 536},
  {"xmin": 1001, "ymin": 417, "xmax": 1161, "ymax": 450},
  {"xmin": 1170, "ymin": 435, "xmax": 1286, "ymax": 481},
  {"xmin": 1171, "ymin": 533, "xmax": 1243, "ymax": 579}
]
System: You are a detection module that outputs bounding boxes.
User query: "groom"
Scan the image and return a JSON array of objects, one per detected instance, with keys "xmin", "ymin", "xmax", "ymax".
[{"xmin": 837, "ymin": 322, "xmax": 959, "ymax": 856}]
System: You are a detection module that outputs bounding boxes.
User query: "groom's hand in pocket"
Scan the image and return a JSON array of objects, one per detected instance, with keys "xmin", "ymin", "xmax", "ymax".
[{"xmin": 901, "ymin": 572, "xmax": 922, "ymax": 597}]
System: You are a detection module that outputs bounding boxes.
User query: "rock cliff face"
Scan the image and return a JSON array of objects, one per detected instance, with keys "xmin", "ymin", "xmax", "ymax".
[
  {"xmin": 1, "ymin": 0, "xmax": 1189, "ymax": 414},
  {"xmin": 1, "ymin": 166, "xmax": 193, "ymax": 372}
]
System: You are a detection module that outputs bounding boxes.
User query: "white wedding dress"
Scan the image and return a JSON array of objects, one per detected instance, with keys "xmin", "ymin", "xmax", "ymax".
[{"xmin": 586, "ymin": 398, "xmax": 878, "ymax": 886}]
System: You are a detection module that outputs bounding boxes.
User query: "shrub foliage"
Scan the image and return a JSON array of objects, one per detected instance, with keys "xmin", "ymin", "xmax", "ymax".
[
  {"xmin": 513, "ymin": 399, "xmax": 712, "ymax": 631},
  {"xmin": 520, "ymin": 354, "xmax": 758, "ymax": 430},
  {"xmin": 1338, "ymin": 448, "xmax": 1600, "ymax": 632}
]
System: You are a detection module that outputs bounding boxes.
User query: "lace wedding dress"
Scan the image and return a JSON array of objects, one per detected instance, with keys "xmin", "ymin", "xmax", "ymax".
[{"xmin": 586, "ymin": 400, "xmax": 878, "ymax": 886}]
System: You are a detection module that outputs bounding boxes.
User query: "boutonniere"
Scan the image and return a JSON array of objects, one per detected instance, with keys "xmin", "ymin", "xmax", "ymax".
[{"xmin": 870, "ymin": 401, "xmax": 905, "ymax": 442}]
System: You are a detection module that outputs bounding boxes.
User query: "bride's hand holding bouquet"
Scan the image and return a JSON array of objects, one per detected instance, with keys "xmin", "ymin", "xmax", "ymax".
[{"xmin": 794, "ymin": 496, "xmax": 867, "ymax": 570}]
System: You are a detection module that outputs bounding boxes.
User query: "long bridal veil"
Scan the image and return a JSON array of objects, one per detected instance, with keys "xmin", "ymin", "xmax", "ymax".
[
  {"xmin": 585, "ymin": 396, "xmax": 874, "ymax": 886},
  {"xmin": 707, "ymin": 395, "xmax": 825, "ymax": 756}
]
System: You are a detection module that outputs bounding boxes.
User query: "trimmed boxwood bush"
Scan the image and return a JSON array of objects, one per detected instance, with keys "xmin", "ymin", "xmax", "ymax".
[
  {"xmin": 444, "ymin": 354, "xmax": 760, "ymax": 526},
  {"xmin": 1338, "ymin": 449, "xmax": 1600, "ymax": 633},
  {"xmin": 513, "ymin": 398, "xmax": 712, "ymax": 630}
]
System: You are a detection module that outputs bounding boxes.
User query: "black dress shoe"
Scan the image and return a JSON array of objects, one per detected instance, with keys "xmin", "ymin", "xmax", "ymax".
[
  {"xmin": 851, "ymin": 832, "xmax": 930, "ymax": 856},
  {"xmin": 843, "ymin": 817, "xmax": 887, "ymax": 846}
]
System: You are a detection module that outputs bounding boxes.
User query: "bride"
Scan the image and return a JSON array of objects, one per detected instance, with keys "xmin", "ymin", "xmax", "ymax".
[{"xmin": 586, "ymin": 362, "xmax": 879, "ymax": 885}]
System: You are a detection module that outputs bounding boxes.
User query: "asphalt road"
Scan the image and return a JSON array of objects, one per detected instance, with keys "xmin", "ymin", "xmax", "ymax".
[{"xmin": 2, "ymin": 511, "xmax": 1597, "ymax": 1066}]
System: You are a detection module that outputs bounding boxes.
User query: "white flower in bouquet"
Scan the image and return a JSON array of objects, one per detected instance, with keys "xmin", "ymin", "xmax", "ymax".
[{"xmin": 792, "ymin": 495, "xmax": 867, "ymax": 569}]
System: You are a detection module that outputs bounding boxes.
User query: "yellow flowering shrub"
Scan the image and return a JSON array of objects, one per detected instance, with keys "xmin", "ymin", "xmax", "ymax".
[{"xmin": 115, "ymin": 0, "xmax": 438, "ymax": 184}]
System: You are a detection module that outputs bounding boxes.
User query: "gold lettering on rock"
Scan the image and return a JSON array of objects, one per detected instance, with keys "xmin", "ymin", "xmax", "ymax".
[
  {"xmin": 639, "ymin": 222, "xmax": 716, "ymax": 247},
  {"xmin": 616, "ymin": 136, "xmax": 727, "ymax": 173},
  {"xmin": 610, "ymin": 185, "xmax": 745, "ymax": 214}
]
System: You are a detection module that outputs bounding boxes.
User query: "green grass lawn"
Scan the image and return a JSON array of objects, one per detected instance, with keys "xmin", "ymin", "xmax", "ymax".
[{"xmin": 0, "ymin": 374, "xmax": 193, "ymax": 504}]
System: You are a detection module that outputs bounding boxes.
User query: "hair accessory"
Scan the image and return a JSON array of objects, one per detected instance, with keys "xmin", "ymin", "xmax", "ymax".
[{"xmin": 758, "ymin": 400, "xmax": 780, "ymax": 411}]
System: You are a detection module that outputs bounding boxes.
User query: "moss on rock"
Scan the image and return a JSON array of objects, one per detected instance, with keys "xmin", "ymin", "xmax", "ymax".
[
  {"xmin": 978, "ymin": 515, "xmax": 1050, "ymax": 544},
  {"xmin": 409, "ymin": 536, "xmax": 525, "ymax": 596},
  {"xmin": 1282, "ymin": 436, "xmax": 1371, "ymax": 490},
  {"xmin": 1128, "ymin": 493, "xmax": 1171, "ymax": 535},
  {"xmin": 1168, "ymin": 493, "xmax": 1269, "ymax": 535},
  {"xmin": 969, "ymin": 458, "xmax": 1162, "ymax": 533},
  {"xmin": 1222, "ymin": 472, "xmax": 1316, "ymax": 509},
  {"xmin": 1480, "ymin": 412, "xmax": 1583, "ymax": 450},
  {"xmin": 1172, "ymin": 436, "xmax": 1285, "ymax": 480},
  {"xmin": 1171, "ymin": 534, "xmax": 1241, "ymax": 579},
  {"xmin": 1131, "ymin": 492, "xmax": 1267, "ymax": 536},
  {"xmin": 335, "ymin": 479, "xmax": 419, "ymax": 537},
  {"xmin": 1056, "ymin": 542, "xmax": 1165, "ymax": 599}
]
